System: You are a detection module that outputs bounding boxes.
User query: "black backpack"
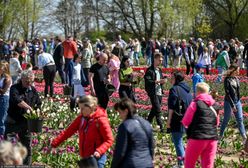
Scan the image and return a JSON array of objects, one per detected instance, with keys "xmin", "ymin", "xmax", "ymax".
[{"xmin": 174, "ymin": 86, "xmax": 187, "ymax": 118}]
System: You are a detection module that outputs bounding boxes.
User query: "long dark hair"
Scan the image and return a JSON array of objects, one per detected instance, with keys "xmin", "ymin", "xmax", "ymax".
[
  {"xmin": 120, "ymin": 56, "xmax": 129, "ymax": 69},
  {"xmin": 225, "ymin": 63, "xmax": 239, "ymax": 77},
  {"xmin": 173, "ymin": 71, "xmax": 184, "ymax": 85},
  {"xmin": 114, "ymin": 98, "xmax": 137, "ymax": 119}
]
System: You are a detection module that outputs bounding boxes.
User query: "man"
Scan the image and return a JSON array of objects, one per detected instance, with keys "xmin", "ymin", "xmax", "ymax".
[
  {"xmin": 53, "ymin": 36, "xmax": 65, "ymax": 84},
  {"xmin": 62, "ymin": 35, "xmax": 78, "ymax": 84},
  {"xmin": 5, "ymin": 70, "xmax": 41, "ymax": 165},
  {"xmin": 144, "ymin": 53, "xmax": 166, "ymax": 132},
  {"xmin": 89, "ymin": 53, "xmax": 110, "ymax": 109},
  {"xmin": 216, "ymin": 45, "xmax": 230, "ymax": 83},
  {"xmin": 243, "ymin": 39, "xmax": 248, "ymax": 76}
]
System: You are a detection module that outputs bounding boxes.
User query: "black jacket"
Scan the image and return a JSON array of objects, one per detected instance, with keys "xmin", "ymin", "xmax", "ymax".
[
  {"xmin": 111, "ymin": 116, "xmax": 154, "ymax": 168},
  {"xmin": 187, "ymin": 100, "xmax": 219, "ymax": 140},
  {"xmin": 224, "ymin": 76, "xmax": 240, "ymax": 107},
  {"xmin": 8, "ymin": 82, "xmax": 42, "ymax": 123},
  {"xmin": 144, "ymin": 65, "xmax": 164, "ymax": 96},
  {"xmin": 53, "ymin": 43, "xmax": 64, "ymax": 65}
]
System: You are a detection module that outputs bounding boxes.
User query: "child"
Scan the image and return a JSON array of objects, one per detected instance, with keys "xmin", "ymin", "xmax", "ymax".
[
  {"xmin": 192, "ymin": 63, "xmax": 204, "ymax": 98},
  {"xmin": 182, "ymin": 82, "xmax": 220, "ymax": 168}
]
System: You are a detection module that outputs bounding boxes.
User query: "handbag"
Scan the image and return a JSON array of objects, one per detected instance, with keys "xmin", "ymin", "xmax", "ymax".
[
  {"xmin": 77, "ymin": 155, "xmax": 98, "ymax": 168},
  {"xmin": 245, "ymin": 139, "xmax": 248, "ymax": 153}
]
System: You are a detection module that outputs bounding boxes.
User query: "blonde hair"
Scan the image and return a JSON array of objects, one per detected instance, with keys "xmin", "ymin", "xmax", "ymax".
[
  {"xmin": 0, "ymin": 141, "xmax": 27, "ymax": 165},
  {"xmin": 0, "ymin": 61, "xmax": 10, "ymax": 77},
  {"xmin": 78, "ymin": 95, "xmax": 98, "ymax": 109},
  {"xmin": 196, "ymin": 82, "xmax": 210, "ymax": 94}
]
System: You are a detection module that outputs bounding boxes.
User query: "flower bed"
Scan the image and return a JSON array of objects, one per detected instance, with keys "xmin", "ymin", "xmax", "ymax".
[{"xmin": 29, "ymin": 70, "xmax": 248, "ymax": 167}]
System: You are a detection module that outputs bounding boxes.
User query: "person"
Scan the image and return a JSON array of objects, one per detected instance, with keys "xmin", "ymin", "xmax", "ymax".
[
  {"xmin": 133, "ymin": 38, "xmax": 140, "ymax": 66},
  {"xmin": 81, "ymin": 41, "xmax": 92, "ymax": 86},
  {"xmin": 220, "ymin": 63, "xmax": 247, "ymax": 143},
  {"xmin": 62, "ymin": 35, "xmax": 78, "ymax": 84},
  {"xmin": 111, "ymin": 98, "xmax": 154, "ymax": 168},
  {"xmin": 9, "ymin": 51, "xmax": 22, "ymax": 84},
  {"xmin": 89, "ymin": 53, "xmax": 110, "ymax": 109},
  {"xmin": 198, "ymin": 47, "xmax": 211, "ymax": 75},
  {"xmin": 53, "ymin": 36, "xmax": 65, "ymax": 84},
  {"xmin": 5, "ymin": 70, "xmax": 41, "ymax": 165},
  {"xmin": 68, "ymin": 54, "xmax": 86, "ymax": 98},
  {"xmin": 0, "ymin": 62, "xmax": 12, "ymax": 136},
  {"xmin": 38, "ymin": 48, "xmax": 56, "ymax": 97},
  {"xmin": 192, "ymin": 63, "xmax": 204, "ymax": 98},
  {"xmin": 182, "ymin": 82, "xmax": 220, "ymax": 168},
  {"xmin": 243, "ymin": 39, "xmax": 248, "ymax": 76},
  {"xmin": 166, "ymin": 71, "xmax": 193, "ymax": 167},
  {"xmin": 119, "ymin": 56, "xmax": 135, "ymax": 102},
  {"xmin": 107, "ymin": 51, "xmax": 120, "ymax": 91},
  {"xmin": 173, "ymin": 41, "xmax": 182, "ymax": 68},
  {"xmin": 51, "ymin": 95, "xmax": 114, "ymax": 168},
  {"xmin": 0, "ymin": 141, "xmax": 27, "ymax": 165},
  {"xmin": 144, "ymin": 53, "xmax": 166, "ymax": 132},
  {"xmin": 185, "ymin": 38, "xmax": 196, "ymax": 75},
  {"xmin": 215, "ymin": 45, "xmax": 230, "ymax": 83}
]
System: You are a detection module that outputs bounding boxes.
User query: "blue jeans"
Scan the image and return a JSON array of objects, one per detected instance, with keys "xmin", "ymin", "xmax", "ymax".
[
  {"xmin": 163, "ymin": 54, "xmax": 168, "ymax": 68},
  {"xmin": 171, "ymin": 132, "xmax": 185, "ymax": 166},
  {"xmin": 97, "ymin": 154, "xmax": 107, "ymax": 168},
  {"xmin": 220, "ymin": 100, "xmax": 246, "ymax": 138},
  {"xmin": 133, "ymin": 52, "xmax": 140, "ymax": 65},
  {"xmin": 216, "ymin": 66, "xmax": 225, "ymax": 83},
  {"xmin": 146, "ymin": 52, "xmax": 152, "ymax": 66},
  {"xmin": 0, "ymin": 95, "xmax": 9, "ymax": 135}
]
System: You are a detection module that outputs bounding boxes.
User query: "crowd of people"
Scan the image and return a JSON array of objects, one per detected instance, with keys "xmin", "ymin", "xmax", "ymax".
[{"xmin": 0, "ymin": 35, "xmax": 247, "ymax": 167}]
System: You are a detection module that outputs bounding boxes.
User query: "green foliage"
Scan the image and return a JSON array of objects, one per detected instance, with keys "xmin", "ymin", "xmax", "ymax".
[{"xmin": 196, "ymin": 19, "xmax": 213, "ymax": 39}]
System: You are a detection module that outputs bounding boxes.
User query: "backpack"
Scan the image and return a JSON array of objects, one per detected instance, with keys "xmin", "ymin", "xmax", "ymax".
[{"xmin": 174, "ymin": 86, "xmax": 187, "ymax": 118}]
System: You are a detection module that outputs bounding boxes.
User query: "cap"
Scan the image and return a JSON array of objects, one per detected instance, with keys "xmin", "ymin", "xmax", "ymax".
[{"xmin": 195, "ymin": 63, "xmax": 203, "ymax": 69}]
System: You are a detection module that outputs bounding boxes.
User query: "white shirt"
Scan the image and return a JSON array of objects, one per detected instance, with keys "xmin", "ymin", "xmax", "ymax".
[
  {"xmin": 9, "ymin": 58, "xmax": 22, "ymax": 76},
  {"xmin": 38, "ymin": 52, "xmax": 55, "ymax": 69},
  {"xmin": 73, "ymin": 63, "xmax": 81, "ymax": 84},
  {"xmin": 198, "ymin": 52, "xmax": 211, "ymax": 66}
]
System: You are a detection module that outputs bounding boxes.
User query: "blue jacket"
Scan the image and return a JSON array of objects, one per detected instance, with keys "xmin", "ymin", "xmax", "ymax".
[
  {"xmin": 168, "ymin": 81, "xmax": 193, "ymax": 132},
  {"xmin": 192, "ymin": 73, "xmax": 204, "ymax": 96},
  {"xmin": 68, "ymin": 60, "xmax": 87, "ymax": 87},
  {"xmin": 111, "ymin": 115, "xmax": 154, "ymax": 168}
]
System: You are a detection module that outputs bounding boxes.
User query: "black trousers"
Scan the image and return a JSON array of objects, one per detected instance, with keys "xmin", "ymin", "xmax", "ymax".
[
  {"xmin": 186, "ymin": 61, "xmax": 195, "ymax": 75},
  {"xmin": 83, "ymin": 68, "xmax": 90, "ymax": 86},
  {"xmin": 147, "ymin": 95, "xmax": 163, "ymax": 131},
  {"xmin": 96, "ymin": 90, "xmax": 109, "ymax": 109},
  {"xmin": 43, "ymin": 65, "xmax": 56, "ymax": 97},
  {"xmin": 119, "ymin": 85, "xmax": 136, "ymax": 103},
  {"xmin": 5, "ymin": 122, "xmax": 32, "ymax": 165},
  {"xmin": 55, "ymin": 63, "xmax": 65, "ymax": 84}
]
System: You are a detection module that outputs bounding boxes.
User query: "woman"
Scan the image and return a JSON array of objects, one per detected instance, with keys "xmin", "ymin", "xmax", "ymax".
[
  {"xmin": 220, "ymin": 63, "xmax": 247, "ymax": 143},
  {"xmin": 0, "ymin": 61, "xmax": 12, "ymax": 136},
  {"xmin": 166, "ymin": 71, "xmax": 192, "ymax": 167},
  {"xmin": 118, "ymin": 56, "xmax": 136, "ymax": 102},
  {"xmin": 68, "ymin": 54, "xmax": 86, "ymax": 98},
  {"xmin": 182, "ymin": 82, "xmax": 220, "ymax": 168},
  {"xmin": 37, "ymin": 48, "xmax": 56, "ymax": 97},
  {"xmin": 198, "ymin": 47, "xmax": 211, "ymax": 75},
  {"xmin": 107, "ymin": 51, "xmax": 120, "ymax": 91},
  {"xmin": 81, "ymin": 41, "xmax": 92, "ymax": 86},
  {"xmin": 51, "ymin": 95, "xmax": 114, "ymax": 168},
  {"xmin": 111, "ymin": 98, "xmax": 154, "ymax": 168}
]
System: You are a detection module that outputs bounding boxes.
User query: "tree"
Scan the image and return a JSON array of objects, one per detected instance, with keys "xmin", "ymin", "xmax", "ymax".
[{"xmin": 204, "ymin": 0, "xmax": 248, "ymax": 38}]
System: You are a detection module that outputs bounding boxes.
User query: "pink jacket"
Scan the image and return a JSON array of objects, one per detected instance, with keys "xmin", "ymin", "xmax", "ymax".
[{"xmin": 182, "ymin": 93, "xmax": 220, "ymax": 128}]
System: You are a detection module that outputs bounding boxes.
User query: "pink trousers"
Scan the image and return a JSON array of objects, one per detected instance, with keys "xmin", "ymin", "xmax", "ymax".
[{"xmin": 184, "ymin": 139, "xmax": 217, "ymax": 168}]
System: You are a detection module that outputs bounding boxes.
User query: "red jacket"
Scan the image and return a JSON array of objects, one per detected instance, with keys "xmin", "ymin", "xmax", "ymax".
[
  {"xmin": 62, "ymin": 40, "xmax": 77, "ymax": 59},
  {"xmin": 51, "ymin": 107, "xmax": 114, "ymax": 158}
]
